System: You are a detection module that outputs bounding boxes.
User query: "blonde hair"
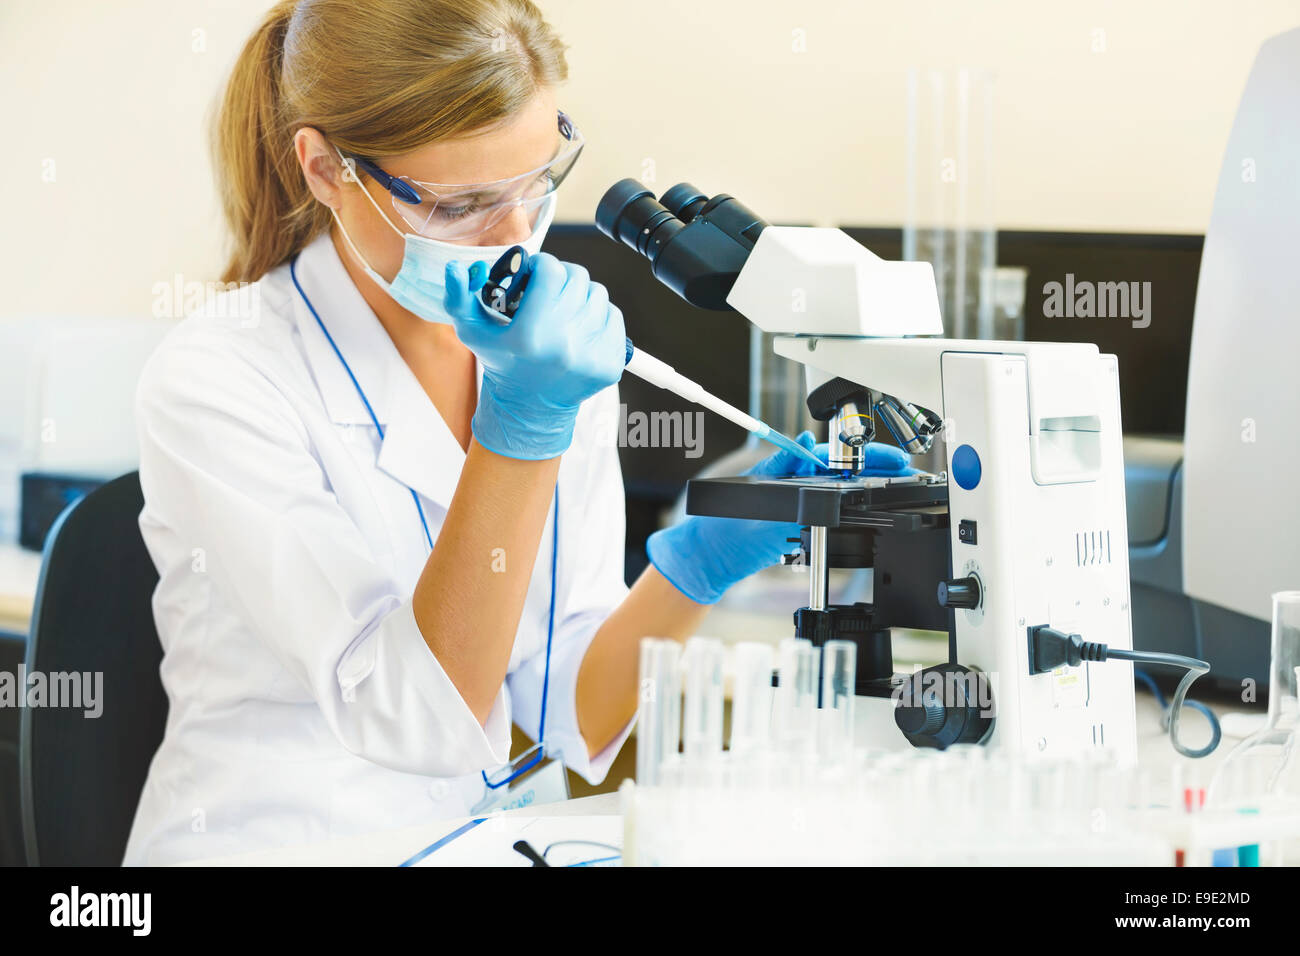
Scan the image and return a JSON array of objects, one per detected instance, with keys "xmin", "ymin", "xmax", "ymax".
[{"xmin": 215, "ymin": 0, "xmax": 568, "ymax": 283}]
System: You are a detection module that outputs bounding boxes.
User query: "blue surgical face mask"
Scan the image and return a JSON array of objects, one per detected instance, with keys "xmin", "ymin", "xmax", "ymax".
[{"xmin": 331, "ymin": 151, "xmax": 555, "ymax": 323}]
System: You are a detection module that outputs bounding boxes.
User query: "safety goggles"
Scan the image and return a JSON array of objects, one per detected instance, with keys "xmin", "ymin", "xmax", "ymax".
[{"xmin": 343, "ymin": 111, "xmax": 583, "ymax": 242}]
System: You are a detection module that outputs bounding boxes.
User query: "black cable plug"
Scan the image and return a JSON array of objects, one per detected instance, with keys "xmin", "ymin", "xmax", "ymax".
[
  {"xmin": 1027, "ymin": 625, "xmax": 1108, "ymax": 674},
  {"xmin": 1025, "ymin": 624, "xmax": 1219, "ymax": 758}
]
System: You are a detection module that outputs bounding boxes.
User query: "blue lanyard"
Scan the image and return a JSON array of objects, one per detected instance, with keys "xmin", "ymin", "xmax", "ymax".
[{"xmin": 289, "ymin": 256, "xmax": 557, "ymax": 782}]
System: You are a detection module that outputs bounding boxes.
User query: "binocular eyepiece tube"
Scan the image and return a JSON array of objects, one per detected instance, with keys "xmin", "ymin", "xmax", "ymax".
[
  {"xmin": 595, "ymin": 179, "xmax": 688, "ymax": 259},
  {"xmin": 594, "ymin": 178, "xmax": 768, "ymax": 310}
]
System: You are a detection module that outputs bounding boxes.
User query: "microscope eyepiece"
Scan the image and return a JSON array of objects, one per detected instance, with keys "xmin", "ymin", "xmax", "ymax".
[
  {"xmin": 593, "ymin": 178, "xmax": 653, "ymax": 236},
  {"xmin": 594, "ymin": 178, "xmax": 769, "ymax": 310},
  {"xmin": 594, "ymin": 178, "xmax": 683, "ymax": 258},
  {"xmin": 659, "ymin": 182, "xmax": 708, "ymax": 221}
]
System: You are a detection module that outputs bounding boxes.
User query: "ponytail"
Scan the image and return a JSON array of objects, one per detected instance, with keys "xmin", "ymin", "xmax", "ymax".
[
  {"xmin": 215, "ymin": 1, "xmax": 322, "ymax": 283},
  {"xmin": 214, "ymin": 0, "xmax": 569, "ymax": 284}
]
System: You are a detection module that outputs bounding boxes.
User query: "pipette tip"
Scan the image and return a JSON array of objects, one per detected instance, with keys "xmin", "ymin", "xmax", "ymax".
[{"xmin": 761, "ymin": 429, "xmax": 827, "ymax": 472}]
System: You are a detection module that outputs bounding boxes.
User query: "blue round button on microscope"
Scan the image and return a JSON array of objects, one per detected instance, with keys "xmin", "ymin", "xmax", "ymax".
[{"xmin": 952, "ymin": 444, "xmax": 982, "ymax": 491}]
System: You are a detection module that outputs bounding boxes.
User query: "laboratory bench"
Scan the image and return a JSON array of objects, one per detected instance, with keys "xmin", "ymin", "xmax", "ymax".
[{"xmin": 183, "ymin": 687, "xmax": 1248, "ymax": 867}]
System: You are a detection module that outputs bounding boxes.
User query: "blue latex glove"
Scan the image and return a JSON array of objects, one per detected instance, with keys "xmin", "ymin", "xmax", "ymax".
[
  {"xmin": 648, "ymin": 431, "xmax": 912, "ymax": 604},
  {"xmin": 444, "ymin": 254, "xmax": 627, "ymax": 460}
]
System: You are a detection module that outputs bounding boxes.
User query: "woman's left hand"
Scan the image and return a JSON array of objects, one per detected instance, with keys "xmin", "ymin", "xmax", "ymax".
[{"xmin": 645, "ymin": 431, "xmax": 913, "ymax": 605}]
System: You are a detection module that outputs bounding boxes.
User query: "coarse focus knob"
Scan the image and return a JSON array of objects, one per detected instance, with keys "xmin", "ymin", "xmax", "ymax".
[
  {"xmin": 937, "ymin": 576, "xmax": 981, "ymax": 610},
  {"xmin": 894, "ymin": 697, "xmax": 946, "ymax": 736},
  {"xmin": 893, "ymin": 664, "xmax": 995, "ymax": 750}
]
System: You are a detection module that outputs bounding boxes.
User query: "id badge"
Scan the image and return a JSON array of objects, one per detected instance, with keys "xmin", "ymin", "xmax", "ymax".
[{"xmin": 471, "ymin": 743, "xmax": 570, "ymax": 815}]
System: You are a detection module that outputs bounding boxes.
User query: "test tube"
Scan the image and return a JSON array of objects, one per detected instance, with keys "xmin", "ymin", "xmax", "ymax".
[
  {"xmin": 774, "ymin": 637, "xmax": 819, "ymax": 753},
  {"xmin": 636, "ymin": 638, "xmax": 681, "ymax": 787},
  {"xmin": 682, "ymin": 637, "xmax": 725, "ymax": 763},
  {"xmin": 730, "ymin": 642, "xmax": 775, "ymax": 758},
  {"xmin": 819, "ymin": 640, "xmax": 857, "ymax": 763}
]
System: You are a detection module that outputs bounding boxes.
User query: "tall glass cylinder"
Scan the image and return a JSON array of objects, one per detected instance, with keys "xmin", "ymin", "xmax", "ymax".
[
  {"xmin": 749, "ymin": 327, "xmax": 818, "ymax": 446},
  {"xmin": 904, "ymin": 67, "xmax": 997, "ymax": 342}
]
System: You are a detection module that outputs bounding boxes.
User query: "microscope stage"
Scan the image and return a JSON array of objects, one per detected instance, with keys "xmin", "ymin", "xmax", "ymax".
[{"xmin": 685, "ymin": 471, "xmax": 948, "ymax": 529}]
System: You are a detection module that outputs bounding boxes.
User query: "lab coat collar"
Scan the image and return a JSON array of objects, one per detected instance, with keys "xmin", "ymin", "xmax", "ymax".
[
  {"xmin": 292, "ymin": 232, "xmax": 400, "ymax": 427},
  {"xmin": 291, "ymin": 231, "xmax": 469, "ymax": 511}
]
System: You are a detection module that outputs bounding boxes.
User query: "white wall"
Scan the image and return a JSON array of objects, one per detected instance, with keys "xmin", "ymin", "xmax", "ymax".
[{"xmin": 2, "ymin": 0, "xmax": 1297, "ymax": 320}]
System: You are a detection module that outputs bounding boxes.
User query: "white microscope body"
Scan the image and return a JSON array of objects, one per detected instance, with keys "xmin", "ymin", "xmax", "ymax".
[{"xmin": 730, "ymin": 226, "xmax": 1139, "ymax": 764}]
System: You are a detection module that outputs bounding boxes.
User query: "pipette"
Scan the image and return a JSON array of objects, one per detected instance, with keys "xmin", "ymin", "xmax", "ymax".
[
  {"xmin": 479, "ymin": 246, "xmax": 826, "ymax": 470},
  {"xmin": 621, "ymin": 343, "xmax": 824, "ymax": 467}
]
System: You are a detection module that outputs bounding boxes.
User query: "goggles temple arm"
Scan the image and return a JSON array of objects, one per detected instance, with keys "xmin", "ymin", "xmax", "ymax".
[{"xmin": 346, "ymin": 153, "xmax": 422, "ymax": 206}]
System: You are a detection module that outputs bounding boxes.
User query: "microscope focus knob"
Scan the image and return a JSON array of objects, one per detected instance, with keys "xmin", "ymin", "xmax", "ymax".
[
  {"xmin": 937, "ymin": 576, "xmax": 981, "ymax": 610},
  {"xmin": 893, "ymin": 664, "xmax": 995, "ymax": 750},
  {"xmin": 894, "ymin": 697, "xmax": 946, "ymax": 737}
]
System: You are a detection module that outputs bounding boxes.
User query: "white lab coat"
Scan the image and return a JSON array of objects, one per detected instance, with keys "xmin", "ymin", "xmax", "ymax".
[{"xmin": 122, "ymin": 232, "xmax": 632, "ymax": 865}]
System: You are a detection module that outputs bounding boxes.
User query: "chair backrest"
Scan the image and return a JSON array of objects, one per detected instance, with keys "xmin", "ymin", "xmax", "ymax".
[{"xmin": 20, "ymin": 471, "xmax": 166, "ymax": 866}]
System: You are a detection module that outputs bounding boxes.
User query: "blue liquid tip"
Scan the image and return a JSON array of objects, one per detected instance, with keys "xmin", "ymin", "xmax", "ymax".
[{"xmin": 762, "ymin": 429, "xmax": 826, "ymax": 471}]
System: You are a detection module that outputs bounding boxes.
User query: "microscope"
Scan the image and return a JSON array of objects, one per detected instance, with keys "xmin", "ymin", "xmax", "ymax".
[{"xmin": 597, "ymin": 180, "xmax": 1139, "ymax": 764}]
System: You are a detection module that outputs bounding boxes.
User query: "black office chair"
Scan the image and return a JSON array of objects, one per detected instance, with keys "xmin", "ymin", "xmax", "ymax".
[{"xmin": 19, "ymin": 471, "xmax": 167, "ymax": 866}]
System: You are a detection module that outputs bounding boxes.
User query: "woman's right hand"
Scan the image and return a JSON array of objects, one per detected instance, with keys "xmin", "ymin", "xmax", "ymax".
[{"xmin": 444, "ymin": 254, "xmax": 627, "ymax": 460}]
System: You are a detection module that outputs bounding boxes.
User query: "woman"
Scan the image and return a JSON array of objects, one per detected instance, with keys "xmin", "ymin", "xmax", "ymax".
[{"xmin": 124, "ymin": 0, "xmax": 910, "ymax": 864}]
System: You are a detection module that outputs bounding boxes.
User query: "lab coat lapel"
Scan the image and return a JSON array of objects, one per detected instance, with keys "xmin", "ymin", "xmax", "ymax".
[
  {"xmin": 375, "ymin": 364, "xmax": 466, "ymax": 512},
  {"xmin": 291, "ymin": 231, "xmax": 468, "ymax": 512}
]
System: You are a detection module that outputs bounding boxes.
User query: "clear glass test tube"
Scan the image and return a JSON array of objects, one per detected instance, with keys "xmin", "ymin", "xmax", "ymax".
[
  {"xmin": 1208, "ymin": 591, "xmax": 1300, "ymax": 815},
  {"xmin": 730, "ymin": 641, "xmax": 775, "ymax": 758},
  {"xmin": 775, "ymin": 637, "xmax": 819, "ymax": 753},
  {"xmin": 1267, "ymin": 591, "xmax": 1300, "ymax": 730},
  {"xmin": 636, "ymin": 637, "xmax": 681, "ymax": 787},
  {"xmin": 819, "ymin": 640, "xmax": 857, "ymax": 763},
  {"xmin": 683, "ymin": 637, "xmax": 725, "ymax": 763}
]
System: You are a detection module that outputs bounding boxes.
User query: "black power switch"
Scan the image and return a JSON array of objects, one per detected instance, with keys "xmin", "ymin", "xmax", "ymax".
[{"xmin": 958, "ymin": 519, "xmax": 977, "ymax": 545}]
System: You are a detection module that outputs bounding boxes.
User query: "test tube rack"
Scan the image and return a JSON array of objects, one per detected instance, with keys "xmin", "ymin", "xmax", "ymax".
[{"xmin": 622, "ymin": 636, "xmax": 1300, "ymax": 866}]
